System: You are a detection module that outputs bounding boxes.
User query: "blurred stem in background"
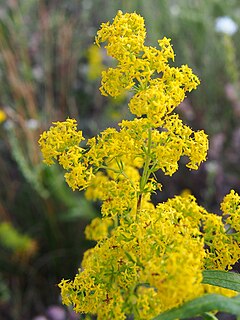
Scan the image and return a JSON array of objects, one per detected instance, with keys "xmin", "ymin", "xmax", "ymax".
[{"xmin": 223, "ymin": 34, "xmax": 239, "ymax": 84}]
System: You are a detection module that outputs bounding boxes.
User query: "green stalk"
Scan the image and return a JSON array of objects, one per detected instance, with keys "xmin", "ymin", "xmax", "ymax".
[
  {"xmin": 137, "ymin": 128, "xmax": 153, "ymax": 215},
  {"xmin": 139, "ymin": 127, "xmax": 152, "ymax": 193}
]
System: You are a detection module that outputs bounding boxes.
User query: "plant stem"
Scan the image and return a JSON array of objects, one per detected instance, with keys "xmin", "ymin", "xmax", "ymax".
[
  {"xmin": 139, "ymin": 127, "xmax": 152, "ymax": 192},
  {"xmin": 136, "ymin": 127, "xmax": 152, "ymax": 216}
]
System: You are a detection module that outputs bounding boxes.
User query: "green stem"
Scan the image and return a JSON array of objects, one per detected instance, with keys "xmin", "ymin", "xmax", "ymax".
[
  {"xmin": 136, "ymin": 128, "xmax": 153, "ymax": 217},
  {"xmin": 100, "ymin": 163, "xmax": 135, "ymax": 189},
  {"xmin": 139, "ymin": 127, "xmax": 152, "ymax": 192}
]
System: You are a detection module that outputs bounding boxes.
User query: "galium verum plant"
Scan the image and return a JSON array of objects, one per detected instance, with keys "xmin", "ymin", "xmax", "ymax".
[{"xmin": 38, "ymin": 11, "xmax": 240, "ymax": 320}]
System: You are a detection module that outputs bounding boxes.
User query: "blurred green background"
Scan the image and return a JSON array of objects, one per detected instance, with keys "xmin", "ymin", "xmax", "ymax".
[{"xmin": 0, "ymin": 0, "xmax": 240, "ymax": 319}]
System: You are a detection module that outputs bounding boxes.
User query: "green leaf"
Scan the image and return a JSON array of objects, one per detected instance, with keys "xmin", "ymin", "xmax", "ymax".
[
  {"xmin": 202, "ymin": 270, "xmax": 240, "ymax": 292},
  {"xmin": 152, "ymin": 294, "xmax": 240, "ymax": 320},
  {"xmin": 124, "ymin": 251, "xmax": 136, "ymax": 263},
  {"xmin": 202, "ymin": 312, "xmax": 218, "ymax": 320}
]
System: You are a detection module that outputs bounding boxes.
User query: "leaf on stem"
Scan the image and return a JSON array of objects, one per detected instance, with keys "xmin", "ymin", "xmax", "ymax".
[
  {"xmin": 153, "ymin": 294, "xmax": 240, "ymax": 320},
  {"xmin": 202, "ymin": 270, "xmax": 240, "ymax": 292}
]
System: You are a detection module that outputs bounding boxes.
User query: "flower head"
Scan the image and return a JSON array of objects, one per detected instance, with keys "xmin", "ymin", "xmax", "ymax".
[
  {"xmin": 38, "ymin": 11, "xmax": 240, "ymax": 320},
  {"xmin": 215, "ymin": 16, "xmax": 238, "ymax": 36},
  {"xmin": 0, "ymin": 109, "xmax": 6, "ymax": 123}
]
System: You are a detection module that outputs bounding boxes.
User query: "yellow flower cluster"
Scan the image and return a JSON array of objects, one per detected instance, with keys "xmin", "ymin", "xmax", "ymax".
[
  {"xmin": 38, "ymin": 11, "xmax": 240, "ymax": 320},
  {"xmin": 59, "ymin": 194, "xmax": 239, "ymax": 319},
  {"xmin": 221, "ymin": 189, "xmax": 240, "ymax": 236},
  {"xmin": 96, "ymin": 11, "xmax": 146, "ymax": 61},
  {"xmin": 96, "ymin": 10, "xmax": 199, "ymax": 128},
  {"xmin": 39, "ymin": 114, "xmax": 207, "ymax": 191},
  {"xmin": 38, "ymin": 118, "xmax": 84, "ymax": 166},
  {"xmin": 85, "ymin": 217, "xmax": 113, "ymax": 241},
  {"xmin": 0, "ymin": 109, "xmax": 6, "ymax": 123},
  {"xmin": 39, "ymin": 11, "xmax": 208, "ymax": 190},
  {"xmin": 87, "ymin": 44, "xmax": 104, "ymax": 80}
]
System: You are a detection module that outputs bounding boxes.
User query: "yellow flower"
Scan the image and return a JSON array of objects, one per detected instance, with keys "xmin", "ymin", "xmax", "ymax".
[
  {"xmin": 38, "ymin": 118, "xmax": 84, "ymax": 165},
  {"xmin": 87, "ymin": 44, "xmax": 104, "ymax": 80},
  {"xmin": 85, "ymin": 217, "xmax": 113, "ymax": 241},
  {"xmin": 221, "ymin": 189, "xmax": 240, "ymax": 234},
  {"xmin": 60, "ymin": 194, "xmax": 233, "ymax": 318},
  {"xmin": 38, "ymin": 11, "xmax": 240, "ymax": 320},
  {"xmin": 96, "ymin": 10, "xmax": 146, "ymax": 60},
  {"xmin": 0, "ymin": 109, "xmax": 6, "ymax": 123}
]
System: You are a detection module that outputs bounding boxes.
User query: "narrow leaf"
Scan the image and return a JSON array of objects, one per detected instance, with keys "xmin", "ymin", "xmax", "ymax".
[
  {"xmin": 202, "ymin": 270, "xmax": 240, "ymax": 292},
  {"xmin": 202, "ymin": 312, "xmax": 219, "ymax": 320},
  {"xmin": 153, "ymin": 294, "xmax": 240, "ymax": 320}
]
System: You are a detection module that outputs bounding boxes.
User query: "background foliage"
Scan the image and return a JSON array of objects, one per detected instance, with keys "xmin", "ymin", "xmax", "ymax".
[{"xmin": 0, "ymin": 0, "xmax": 239, "ymax": 319}]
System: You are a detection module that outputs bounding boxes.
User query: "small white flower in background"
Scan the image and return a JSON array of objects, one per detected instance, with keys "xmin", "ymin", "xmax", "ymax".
[
  {"xmin": 205, "ymin": 161, "xmax": 219, "ymax": 175},
  {"xmin": 170, "ymin": 4, "xmax": 180, "ymax": 16},
  {"xmin": 32, "ymin": 66, "xmax": 44, "ymax": 81},
  {"xmin": 26, "ymin": 119, "xmax": 39, "ymax": 130},
  {"xmin": 3, "ymin": 120, "xmax": 14, "ymax": 130},
  {"xmin": 215, "ymin": 16, "xmax": 238, "ymax": 35}
]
